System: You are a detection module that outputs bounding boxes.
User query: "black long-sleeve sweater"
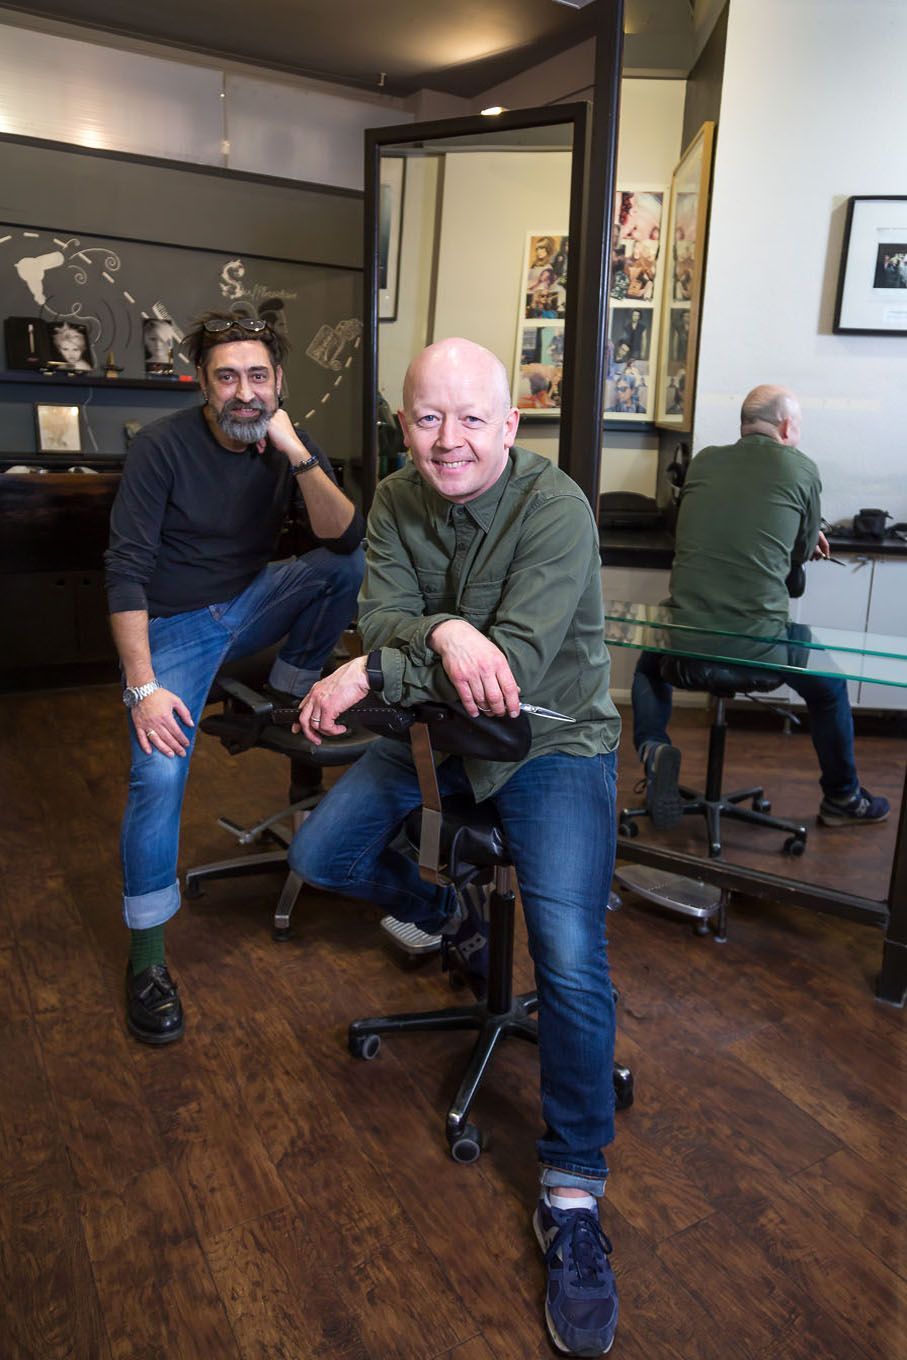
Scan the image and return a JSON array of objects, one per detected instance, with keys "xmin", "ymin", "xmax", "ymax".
[{"xmin": 104, "ymin": 406, "xmax": 365, "ymax": 617}]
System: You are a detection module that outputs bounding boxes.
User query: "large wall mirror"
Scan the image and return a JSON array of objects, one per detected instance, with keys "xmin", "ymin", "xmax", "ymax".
[{"xmin": 362, "ymin": 105, "xmax": 591, "ymax": 512}]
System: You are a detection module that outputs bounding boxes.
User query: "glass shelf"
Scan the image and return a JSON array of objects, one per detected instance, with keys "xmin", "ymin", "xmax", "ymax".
[{"xmin": 0, "ymin": 370, "xmax": 198, "ymax": 391}]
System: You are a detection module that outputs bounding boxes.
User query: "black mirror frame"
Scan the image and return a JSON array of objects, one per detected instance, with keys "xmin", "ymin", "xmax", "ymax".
[{"xmin": 362, "ymin": 103, "xmax": 591, "ymax": 515}]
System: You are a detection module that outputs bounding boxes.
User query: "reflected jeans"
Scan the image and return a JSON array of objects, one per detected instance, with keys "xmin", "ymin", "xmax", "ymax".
[
  {"xmin": 631, "ymin": 646, "xmax": 859, "ymax": 800},
  {"xmin": 120, "ymin": 548, "xmax": 364, "ymax": 929},
  {"xmin": 290, "ymin": 740, "xmax": 618, "ymax": 1193}
]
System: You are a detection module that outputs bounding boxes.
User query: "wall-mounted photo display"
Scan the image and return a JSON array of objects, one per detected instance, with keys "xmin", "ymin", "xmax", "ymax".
[
  {"xmin": 47, "ymin": 319, "xmax": 94, "ymax": 372},
  {"xmin": 655, "ymin": 122, "xmax": 715, "ymax": 431},
  {"xmin": 35, "ymin": 402, "xmax": 83, "ymax": 453},
  {"xmin": 605, "ymin": 187, "xmax": 665, "ymax": 423},
  {"xmin": 833, "ymin": 196, "xmax": 907, "ymax": 335},
  {"xmin": 514, "ymin": 232, "xmax": 569, "ymax": 416}
]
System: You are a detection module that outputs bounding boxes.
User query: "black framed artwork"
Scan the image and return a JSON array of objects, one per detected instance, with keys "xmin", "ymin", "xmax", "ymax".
[{"xmin": 834, "ymin": 196, "xmax": 907, "ymax": 335}]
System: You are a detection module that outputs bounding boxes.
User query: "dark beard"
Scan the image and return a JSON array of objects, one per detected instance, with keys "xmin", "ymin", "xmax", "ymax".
[{"xmin": 215, "ymin": 397, "xmax": 273, "ymax": 445}]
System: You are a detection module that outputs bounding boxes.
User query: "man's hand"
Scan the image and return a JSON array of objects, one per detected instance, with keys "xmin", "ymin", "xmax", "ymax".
[
  {"xmin": 811, "ymin": 529, "xmax": 831, "ymax": 561},
  {"xmin": 132, "ymin": 688, "xmax": 194, "ymax": 757},
  {"xmin": 429, "ymin": 619, "xmax": 520, "ymax": 717},
  {"xmin": 259, "ymin": 406, "xmax": 304, "ymax": 459},
  {"xmin": 295, "ymin": 656, "xmax": 370, "ymax": 743}
]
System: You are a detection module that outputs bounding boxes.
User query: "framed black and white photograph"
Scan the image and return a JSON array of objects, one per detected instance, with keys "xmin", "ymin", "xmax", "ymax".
[
  {"xmin": 834, "ymin": 196, "xmax": 907, "ymax": 335},
  {"xmin": 378, "ymin": 157, "xmax": 405, "ymax": 322},
  {"xmin": 143, "ymin": 316, "xmax": 177, "ymax": 373},
  {"xmin": 47, "ymin": 319, "xmax": 95, "ymax": 372},
  {"xmin": 35, "ymin": 402, "xmax": 83, "ymax": 453}
]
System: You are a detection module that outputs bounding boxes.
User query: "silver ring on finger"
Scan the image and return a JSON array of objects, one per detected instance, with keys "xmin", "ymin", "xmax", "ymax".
[{"xmin": 146, "ymin": 729, "xmax": 156, "ymax": 738}]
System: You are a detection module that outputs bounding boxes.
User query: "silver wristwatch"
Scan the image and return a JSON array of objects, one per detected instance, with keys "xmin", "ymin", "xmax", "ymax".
[{"xmin": 123, "ymin": 679, "xmax": 161, "ymax": 708}]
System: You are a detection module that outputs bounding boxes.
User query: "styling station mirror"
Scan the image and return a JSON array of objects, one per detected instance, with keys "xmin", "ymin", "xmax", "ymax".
[{"xmin": 362, "ymin": 105, "xmax": 592, "ymax": 513}]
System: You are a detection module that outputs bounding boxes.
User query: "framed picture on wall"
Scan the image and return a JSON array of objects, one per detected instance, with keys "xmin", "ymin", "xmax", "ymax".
[
  {"xmin": 833, "ymin": 196, "xmax": 907, "ymax": 335},
  {"xmin": 605, "ymin": 187, "xmax": 665, "ymax": 424},
  {"xmin": 47, "ymin": 319, "xmax": 95, "ymax": 372},
  {"xmin": 35, "ymin": 402, "xmax": 83, "ymax": 453},
  {"xmin": 654, "ymin": 121, "xmax": 716, "ymax": 431},
  {"xmin": 513, "ymin": 232, "xmax": 569, "ymax": 416},
  {"xmin": 378, "ymin": 156, "xmax": 406, "ymax": 322}
]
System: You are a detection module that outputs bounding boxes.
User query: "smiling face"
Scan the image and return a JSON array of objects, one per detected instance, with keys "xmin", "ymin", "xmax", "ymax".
[
  {"xmin": 399, "ymin": 339, "xmax": 519, "ymax": 504},
  {"xmin": 198, "ymin": 338, "xmax": 281, "ymax": 447}
]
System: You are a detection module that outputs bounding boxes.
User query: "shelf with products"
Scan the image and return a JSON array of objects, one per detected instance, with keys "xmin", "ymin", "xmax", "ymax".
[{"xmin": 0, "ymin": 370, "xmax": 199, "ymax": 390}]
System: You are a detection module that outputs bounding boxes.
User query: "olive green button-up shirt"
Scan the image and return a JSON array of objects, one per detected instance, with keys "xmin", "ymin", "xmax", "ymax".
[{"xmin": 358, "ymin": 443, "xmax": 620, "ymax": 801}]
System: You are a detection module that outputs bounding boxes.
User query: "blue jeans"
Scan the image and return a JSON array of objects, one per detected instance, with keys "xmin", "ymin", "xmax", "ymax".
[
  {"xmin": 289, "ymin": 740, "xmax": 618, "ymax": 1194},
  {"xmin": 120, "ymin": 548, "xmax": 364, "ymax": 929},
  {"xmin": 631, "ymin": 646, "xmax": 859, "ymax": 800}
]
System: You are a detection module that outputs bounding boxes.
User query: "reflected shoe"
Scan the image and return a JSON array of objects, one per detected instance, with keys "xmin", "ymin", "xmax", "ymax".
[
  {"xmin": 125, "ymin": 962, "xmax": 184, "ymax": 1045},
  {"xmin": 533, "ymin": 1197, "xmax": 619, "ymax": 1356},
  {"xmin": 642, "ymin": 742, "xmax": 683, "ymax": 830},
  {"xmin": 441, "ymin": 883, "xmax": 489, "ymax": 1001},
  {"xmin": 818, "ymin": 787, "xmax": 890, "ymax": 827}
]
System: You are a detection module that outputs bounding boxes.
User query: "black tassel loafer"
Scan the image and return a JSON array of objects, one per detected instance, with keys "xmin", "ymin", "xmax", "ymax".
[{"xmin": 126, "ymin": 962, "xmax": 185, "ymax": 1044}]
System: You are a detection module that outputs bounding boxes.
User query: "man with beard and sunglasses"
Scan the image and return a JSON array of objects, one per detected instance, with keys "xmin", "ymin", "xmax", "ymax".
[{"xmin": 104, "ymin": 310, "xmax": 365, "ymax": 1045}]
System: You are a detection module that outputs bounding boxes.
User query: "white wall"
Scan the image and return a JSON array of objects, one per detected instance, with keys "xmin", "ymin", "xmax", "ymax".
[
  {"xmin": 0, "ymin": 16, "xmax": 412, "ymax": 190},
  {"xmin": 694, "ymin": 0, "xmax": 907, "ymax": 523}
]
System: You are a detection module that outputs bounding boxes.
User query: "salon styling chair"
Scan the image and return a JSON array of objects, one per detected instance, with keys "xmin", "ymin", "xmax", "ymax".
[
  {"xmin": 341, "ymin": 698, "xmax": 634, "ymax": 1164},
  {"xmin": 184, "ymin": 655, "xmax": 375, "ymax": 939},
  {"xmin": 619, "ymin": 657, "xmax": 808, "ymax": 864}
]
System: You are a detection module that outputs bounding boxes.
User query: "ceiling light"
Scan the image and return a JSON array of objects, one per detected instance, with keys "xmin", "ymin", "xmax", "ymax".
[
  {"xmin": 551, "ymin": 0, "xmax": 597, "ymax": 8},
  {"xmin": 481, "ymin": 105, "xmax": 507, "ymax": 116}
]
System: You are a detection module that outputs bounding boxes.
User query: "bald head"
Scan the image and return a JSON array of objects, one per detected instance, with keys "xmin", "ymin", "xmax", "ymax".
[
  {"xmin": 402, "ymin": 338, "xmax": 512, "ymax": 419},
  {"xmin": 397, "ymin": 337, "xmax": 520, "ymax": 504},
  {"xmin": 740, "ymin": 385, "xmax": 802, "ymax": 445}
]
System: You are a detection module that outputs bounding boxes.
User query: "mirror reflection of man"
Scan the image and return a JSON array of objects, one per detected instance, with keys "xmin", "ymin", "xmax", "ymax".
[
  {"xmin": 632, "ymin": 384, "xmax": 889, "ymax": 830},
  {"xmin": 287, "ymin": 337, "xmax": 623, "ymax": 1359},
  {"xmin": 104, "ymin": 310, "xmax": 365, "ymax": 1047}
]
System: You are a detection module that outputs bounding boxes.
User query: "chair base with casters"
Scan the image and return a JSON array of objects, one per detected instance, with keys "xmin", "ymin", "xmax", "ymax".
[
  {"xmin": 620, "ymin": 656, "xmax": 808, "ymax": 863},
  {"xmin": 343, "ymin": 706, "xmax": 633, "ymax": 1164},
  {"xmin": 184, "ymin": 673, "xmax": 375, "ymax": 939}
]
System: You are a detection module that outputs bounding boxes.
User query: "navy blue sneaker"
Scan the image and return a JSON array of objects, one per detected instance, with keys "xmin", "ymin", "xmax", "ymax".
[
  {"xmin": 819, "ymin": 787, "xmax": 890, "ymax": 827},
  {"xmin": 642, "ymin": 742, "xmax": 683, "ymax": 830},
  {"xmin": 441, "ymin": 883, "xmax": 489, "ymax": 1000},
  {"xmin": 533, "ymin": 1197, "xmax": 618, "ymax": 1356}
]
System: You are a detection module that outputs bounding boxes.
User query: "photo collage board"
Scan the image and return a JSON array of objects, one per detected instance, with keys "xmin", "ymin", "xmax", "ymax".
[{"xmin": 513, "ymin": 189, "xmax": 666, "ymax": 422}]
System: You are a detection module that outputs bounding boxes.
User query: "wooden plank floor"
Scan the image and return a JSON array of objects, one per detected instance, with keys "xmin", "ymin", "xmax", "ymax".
[{"xmin": 0, "ymin": 686, "xmax": 905, "ymax": 1360}]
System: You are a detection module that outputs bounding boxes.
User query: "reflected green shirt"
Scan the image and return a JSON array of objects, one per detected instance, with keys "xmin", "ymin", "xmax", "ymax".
[
  {"xmin": 358, "ymin": 444, "xmax": 620, "ymax": 801},
  {"xmin": 668, "ymin": 434, "xmax": 821, "ymax": 623}
]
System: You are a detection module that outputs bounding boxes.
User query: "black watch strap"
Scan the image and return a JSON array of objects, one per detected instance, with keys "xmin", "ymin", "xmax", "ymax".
[{"xmin": 365, "ymin": 649, "xmax": 384, "ymax": 693}]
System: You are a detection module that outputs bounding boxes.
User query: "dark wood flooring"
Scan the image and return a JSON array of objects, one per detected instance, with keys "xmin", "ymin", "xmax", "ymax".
[{"xmin": 1, "ymin": 687, "xmax": 905, "ymax": 1360}]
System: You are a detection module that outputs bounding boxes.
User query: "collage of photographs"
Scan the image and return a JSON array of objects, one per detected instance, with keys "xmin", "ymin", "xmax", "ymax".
[
  {"xmin": 515, "ymin": 233, "xmax": 569, "ymax": 413},
  {"xmin": 513, "ymin": 190, "xmax": 667, "ymax": 423}
]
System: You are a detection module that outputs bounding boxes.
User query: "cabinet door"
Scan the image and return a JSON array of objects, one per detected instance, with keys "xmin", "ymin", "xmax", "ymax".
[
  {"xmin": 76, "ymin": 572, "xmax": 117, "ymax": 663},
  {"xmin": 783, "ymin": 556, "xmax": 871, "ymax": 707},
  {"xmin": 859, "ymin": 558, "xmax": 907, "ymax": 711},
  {"xmin": 0, "ymin": 572, "xmax": 79, "ymax": 667}
]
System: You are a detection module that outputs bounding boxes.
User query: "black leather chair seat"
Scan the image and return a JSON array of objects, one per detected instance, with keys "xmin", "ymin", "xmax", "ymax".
[
  {"xmin": 659, "ymin": 656, "xmax": 784, "ymax": 699},
  {"xmin": 404, "ymin": 794, "xmax": 509, "ymax": 883}
]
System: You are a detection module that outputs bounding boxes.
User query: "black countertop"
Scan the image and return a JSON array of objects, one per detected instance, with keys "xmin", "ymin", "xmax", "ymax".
[{"xmin": 600, "ymin": 527, "xmax": 907, "ymax": 570}]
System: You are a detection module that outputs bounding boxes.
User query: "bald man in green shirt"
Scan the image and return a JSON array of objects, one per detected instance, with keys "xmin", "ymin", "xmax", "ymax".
[
  {"xmin": 289, "ymin": 338, "xmax": 623, "ymax": 1357},
  {"xmin": 632, "ymin": 384, "xmax": 888, "ymax": 830}
]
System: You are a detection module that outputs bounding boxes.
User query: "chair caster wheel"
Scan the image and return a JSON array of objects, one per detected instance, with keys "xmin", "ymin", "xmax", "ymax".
[
  {"xmin": 753, "ymin": 797, "xmax": 771, "ymax": 813},
  {"xmin": 272, "ymin": 926, "xmax": 292, "ymax": 942},
  {"xmin": 448, "ymin": 1123, "xmax": 482, "ymax": 1163},
  {"xmin": 184, "ymin": 879, "xmax": 203, "ymax": 900},
  {"xmin": 619, "ymin": 818, "xmax": 639, "ymax": 839},
  {"xmin": 709, "ymin": 842, "xmax": 721, "ymax": 858},
  {"xmin": 613, "ymin": 1064, "xmax": 634, "ymax": 1111},
  {"xmin": 349, "ymin": 1032, "xmax": 381, "ymax": 1060},
  {"xmin": 694, "ymin": 919, "xmax": 711, "ymax": 937},
  {"xmin": 783, "ymin": 835, "xmax": 806, "ymax": 857}
]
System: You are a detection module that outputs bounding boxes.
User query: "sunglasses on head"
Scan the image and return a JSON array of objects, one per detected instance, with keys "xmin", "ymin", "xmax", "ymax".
[{"xmin": 202, "ymin": 317, "xmax": 272, "ymax": 336}]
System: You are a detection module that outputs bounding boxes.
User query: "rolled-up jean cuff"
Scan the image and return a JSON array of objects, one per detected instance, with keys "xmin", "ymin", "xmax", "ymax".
[
  {"xmin": 539, "ymin": 1165, "xmax": 608, "ymax": 1198},
  {"xmin": 122, "ymin": 881, "xmax": 181, "ymax": 929},
  {"xmin": 268, "ymin": 659, "xmax": 321, "ymax": 697}
]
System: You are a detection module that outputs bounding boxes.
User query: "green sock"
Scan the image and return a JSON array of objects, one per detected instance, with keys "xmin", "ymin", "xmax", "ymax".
[{"xmin": 129, "ymin": 924, "xmax": 165, "ymax": 973}]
